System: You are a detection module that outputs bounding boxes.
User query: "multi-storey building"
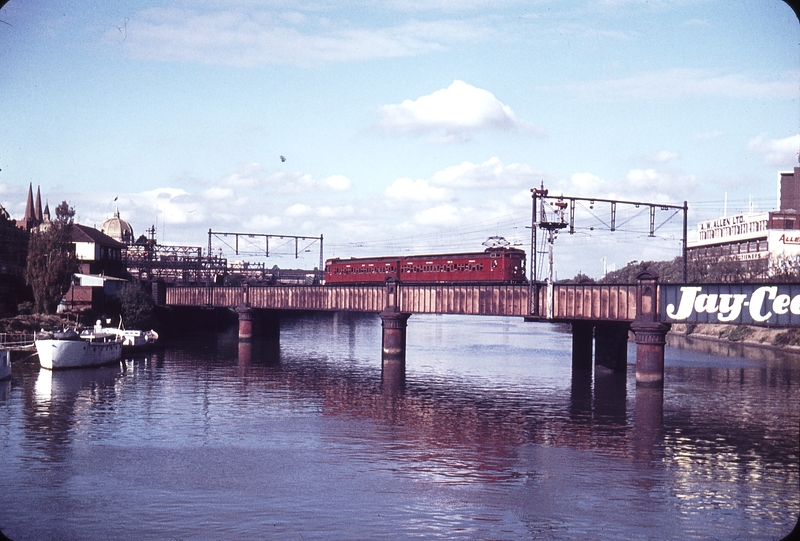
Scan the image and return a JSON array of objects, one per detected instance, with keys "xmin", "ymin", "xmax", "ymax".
[{"xmin": 687, "ymin": 167, "xmax": 800, "ymax": 276}]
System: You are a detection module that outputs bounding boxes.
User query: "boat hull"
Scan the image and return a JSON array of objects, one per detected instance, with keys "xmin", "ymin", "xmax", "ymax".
[{"xmin": 36, "ymin": 338, "xmax": 123, "ymax": 370}]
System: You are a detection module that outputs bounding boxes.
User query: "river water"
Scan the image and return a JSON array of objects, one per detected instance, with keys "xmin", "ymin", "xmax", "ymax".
[{"xmin": 0, "ymin": 313, "xmax": 797, "ymax": 540}]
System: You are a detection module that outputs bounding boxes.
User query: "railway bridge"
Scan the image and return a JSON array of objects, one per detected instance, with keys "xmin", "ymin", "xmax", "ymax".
[{"xmin": 162, "ymin": 273, "xmax": 800, "ymax": 387}]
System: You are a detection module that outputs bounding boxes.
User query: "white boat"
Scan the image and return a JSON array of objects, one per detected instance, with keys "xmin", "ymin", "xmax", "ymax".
[
  {"xmin": 35, "ymin": 323, "xmax": 123, "ymax": 370},
  {"xmin": 105, "ymin": 327, "xmax": 159, "ymax": 349},
  {"xmin": 0, "ymin": 349, "xmax": 10, "ymax": 380}
]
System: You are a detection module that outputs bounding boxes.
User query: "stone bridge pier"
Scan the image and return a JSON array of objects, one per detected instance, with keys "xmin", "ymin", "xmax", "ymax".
[{"xmin": 568, "ymin": 271, "xmax": 670, "ymax": 387}]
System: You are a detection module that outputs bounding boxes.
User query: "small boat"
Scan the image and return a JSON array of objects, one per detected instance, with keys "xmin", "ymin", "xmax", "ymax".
[
  {"xmin": 35, "ymin": 322, "xmax": 123, "ymax": 370},
  {"xmin": 0, "ymin": 349, "xmax": 10, "ymax": 380},
  {"xmin": 105, "ymin": 327, "xmax": 159, "ymax": 349},
  {"xmin": 100, "ymin": 317, "xmax": 159, "ymax": 349}
]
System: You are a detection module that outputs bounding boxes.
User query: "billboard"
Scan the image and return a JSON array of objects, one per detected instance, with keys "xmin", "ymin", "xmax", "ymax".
[{"xmin": 660, "ymin": 284, "xmax": 800, "ymax": 326}]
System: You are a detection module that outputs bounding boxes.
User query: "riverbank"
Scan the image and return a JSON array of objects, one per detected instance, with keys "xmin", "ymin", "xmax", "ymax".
[
  {"xmin": 0, "ymin": 314, "xmax": 70, "ymax": 336},
  {"xmin": 668, "ymin": 323, "xmax": 800, "ymax": 360}
]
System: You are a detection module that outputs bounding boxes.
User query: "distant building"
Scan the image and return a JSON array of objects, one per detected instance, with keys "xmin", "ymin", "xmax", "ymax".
[
  {"xmin": 64, "ymin": 224, "xmax": 129, "ymax": 312},
  {"xmin": 17, "ymin": 183, "xmax": 45, "ymax": 232},
  {"xmin": 687, "ymin": 167, "xmax": 800, "ymax": 276},
  {"xmin": 0, "ymin": 201, "xmax": 29, "ymax": 315},
  {"xmin": 100, "ymin": 208, "xmax": 135, "ymax": 245}
]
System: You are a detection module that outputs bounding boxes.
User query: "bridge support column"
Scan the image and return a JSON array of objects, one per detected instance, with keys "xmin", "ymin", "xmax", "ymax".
[
  {"xmin": 236, "ymin": 304, "xmax": 254, "ymax": 340},
  {"xmin": 594, "ymin": 322, "xmax": 630, "ymax": 372},
  {"xmin": 631, "ymin": 270, "xmax": 670, "ymax": 387},
  {"xmin": 571, "ymin": 320, "xmax": 594, "ymax": 371},
  {"xmin": 380, "ymin": 310, "xmax": 410, "ymax": 386},
  {"xmin": 631, "ymin": 321, "xmax": 670, "ymax": 386}
]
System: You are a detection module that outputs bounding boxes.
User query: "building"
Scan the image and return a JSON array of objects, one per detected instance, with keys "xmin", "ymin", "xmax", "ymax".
[
  {"xmin": 100, "ymin": 208, "xmax": 135, "ymax": 245},
  {"xmin": 64, "ymin": 224, "xmax": 129, "ymax": 312},
  {"xmin": 687, "ymin": 167, "xmax": 800, "ymax": 278}
]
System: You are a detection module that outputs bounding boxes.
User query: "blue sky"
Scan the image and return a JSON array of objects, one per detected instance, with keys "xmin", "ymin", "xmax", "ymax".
[{"xmin": 1, "ymin": 0, "xmax": 798, "ymax": 278}]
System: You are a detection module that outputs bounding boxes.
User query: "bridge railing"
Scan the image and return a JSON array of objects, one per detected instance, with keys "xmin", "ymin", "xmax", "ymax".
[
  {"xmin": 551, "ymin": 284, "xmax": 638, "ymax": 321},
  {"xmin": 166, "ymin": 284, "xmax": 388, "ymax": 312},
  {"xmin": 166, "ymin": 282, "xmax": 642, "ymax": 321}
]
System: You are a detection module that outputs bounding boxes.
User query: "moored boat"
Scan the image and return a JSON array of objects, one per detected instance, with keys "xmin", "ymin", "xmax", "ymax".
[
  {"xmin": 35, "ymin": 324, "xmax": 123, "ymax": 370},
  {"xmin": 105, "ymin": 327, "xmax": 159, "ymax": 349}
]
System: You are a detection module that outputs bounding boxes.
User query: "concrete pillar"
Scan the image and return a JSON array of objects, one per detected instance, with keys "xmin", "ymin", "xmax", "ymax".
[
  {"xmin": 631, "ymin": 321, "xmax": 671, "ymax": 386},
  {"xmin": 594, "ymin": 321, "xmax": 630, "ymax": 372},
  {"xmin": 236, "ymin": 304, "xmax": 254, "ymax": 340},
  {"xmin": 380, "ymin": 310, "xmax": 410, "ymax": 386},
  {"xmin": 571, "ymin": 320, "xmax": 594, "ymax": 371},
  {"xmin": 631, "ymin": 270, "xmax": 671, "ymax": 387}
]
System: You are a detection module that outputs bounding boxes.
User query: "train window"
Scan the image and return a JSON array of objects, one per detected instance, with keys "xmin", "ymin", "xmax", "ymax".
[{"xmin": 492, "ymin": 260, "xmax": 498, "ymax": 268}]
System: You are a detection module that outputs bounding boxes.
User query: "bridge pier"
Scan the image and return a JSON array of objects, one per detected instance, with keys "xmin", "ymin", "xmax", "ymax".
[
  {"xmin": 380, "ymin": 310, "xmax": 410, "ymax": 387},
  {"xmin": 236, "ymin": 305, "xmax": 280, "ymax": 341},
  {"xmin": 571, "ymin": 320, "xmax": 594, "ymax": 371},
  {"xmin": 631, "ymin": 271, "xmax": 670, "ymax": 387},
  {"xmin": 236, "ymin": 304, "xmax": 254, "ymax": 339},
  {"xmin": 595, "ymin": 322, "xmax": 630, "ymax": 373}
]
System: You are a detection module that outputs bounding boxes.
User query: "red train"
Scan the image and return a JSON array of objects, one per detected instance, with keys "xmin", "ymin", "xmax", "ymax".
[{"xmin": 324, "ymin": 247, "xmax": 527, "ymax": 284}]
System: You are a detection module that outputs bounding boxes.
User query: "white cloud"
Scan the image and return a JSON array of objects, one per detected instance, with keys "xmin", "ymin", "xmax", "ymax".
[
  {"xmin": 284, "ymin": 203, "xmax": 313, "ymax": 217},
  {"xmin": 385, "ymin": 177, "xmax": 452, "ymax": 202},
  {"xmin": 556, "ymin": 168, "xmax": 695, "ymax": 202},
  {"xmin": 323, "ymin": 174, "xmax": 352, "ymax": 191},
  {"xmin": 220, "ymin": 167, "xmax": 352, "ymax": 194},
  {"xmin": 644, "ymin": 150, "xmax": 680, "ymax": 163},
  {"xmin": 316, "ymin": 205, "xmax": 348, "ymax": 218},
  {"xmin": 560, "ymin": 69, "xmax": 798, "ymax": 101},
  {"xmin": 746, "ymin": 134, "xmax": 800, "ymax": 166},
  {"xmin": 202, "ymin": 187, "xmax": 235, "ymax": 200},
  {"xmin": 430, "ymin": 157, "xmax": 543, "ymax": 188},
  {"xmin": 112, "ymin": 9, "xmax": 485, "ymax": 67},
  {"xmin": 413, "ymin": 204, "xmax": 462, "ymax": 226},
  {"xmin": 375, "ymin": 80, "xmax": 541, "ymax": 137},
  {"xmin": 245, "ymin": 214, "xmax": 282, "ymax": 230}
]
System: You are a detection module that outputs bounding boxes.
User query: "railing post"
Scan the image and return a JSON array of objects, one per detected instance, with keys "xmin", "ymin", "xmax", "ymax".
[{"xmin": 631, "ymin": 271, "xmax": 671, "ymax": 386}]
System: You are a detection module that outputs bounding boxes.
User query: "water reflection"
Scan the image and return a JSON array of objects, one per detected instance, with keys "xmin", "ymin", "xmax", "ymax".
[{"xmin": 0, "ymin": 313, "xmax": 797, "ymax": 540}]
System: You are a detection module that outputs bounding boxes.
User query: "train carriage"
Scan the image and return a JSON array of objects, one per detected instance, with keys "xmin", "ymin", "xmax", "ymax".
[{"xmin": 324, "ymin": 247, "xmax": 526, "ymax": 284}]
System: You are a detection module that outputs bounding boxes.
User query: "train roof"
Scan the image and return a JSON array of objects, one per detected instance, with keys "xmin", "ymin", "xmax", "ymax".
[{"xmin": 325, "ymin": 246, "xmax": 525, "ymax": 264}]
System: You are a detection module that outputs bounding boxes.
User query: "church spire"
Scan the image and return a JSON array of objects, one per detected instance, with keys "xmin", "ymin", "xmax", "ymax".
[
  {"xmin": 34, "ymin": 186, "xmax": 43, "ymax": 224},
  {"xmin": 23, "ymin": 183, "xmax": 35, "ymax": 226}
]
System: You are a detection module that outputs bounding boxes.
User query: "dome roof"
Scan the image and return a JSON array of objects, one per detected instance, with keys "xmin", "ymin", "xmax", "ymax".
[{"xmin": 101, "ymin": 208, "xmax": 134, "ymax": 245}]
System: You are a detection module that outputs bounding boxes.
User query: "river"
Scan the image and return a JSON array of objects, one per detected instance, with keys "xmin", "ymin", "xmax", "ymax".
[{"xmin": 0, "ymin": 312, "xmax": 797, "ymax": 540}]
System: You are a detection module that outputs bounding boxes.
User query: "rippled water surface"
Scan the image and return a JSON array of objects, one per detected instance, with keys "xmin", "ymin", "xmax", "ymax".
[{"xmin": 0, "ymin": 313, "xmax": 798, "ymax": 540}]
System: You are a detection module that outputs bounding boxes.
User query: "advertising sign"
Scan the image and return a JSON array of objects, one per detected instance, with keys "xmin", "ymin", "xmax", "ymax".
[{"xmin": 660, "ymin": 284, "xmax": 800, "ymax": 326}]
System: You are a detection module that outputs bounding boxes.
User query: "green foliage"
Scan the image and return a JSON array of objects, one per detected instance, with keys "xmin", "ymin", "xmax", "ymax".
[
  {"xmin": 718, "ymin": 325, "xmax": 754, "ymax": 342},
  {"xmin": 769, "ymin": 255, "xmax": 800, "ymax": 283},
  {"xmin": 599, "ymin": 256, "xmax": 685, "ymax": 284},
  {"xmin": 24, "ymin": 201, "xmax": 78, "ymax": 314},
  {"xmin": 559, "ymin": 272, "xmax": 595, "ymax": 284},
  {"xmin": 688, "ymin": 256, "xmax": 768, "ymax": 283},
  {"xmin": 773, "ymin": 329, "xmax": 800, "ymax": 347},
  {"xmin": 17, "ymin": 301, "xmax": 33, "ymax": 315},
  {"xmin": 116, "ymin": 282, "xmax": 155, "ymax": 330}
]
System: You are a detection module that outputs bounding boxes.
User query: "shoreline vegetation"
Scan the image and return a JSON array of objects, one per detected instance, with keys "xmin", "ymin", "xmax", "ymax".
[{"xmin": 670, "ymin": 323, "xmax": 800, "ymax": 352}]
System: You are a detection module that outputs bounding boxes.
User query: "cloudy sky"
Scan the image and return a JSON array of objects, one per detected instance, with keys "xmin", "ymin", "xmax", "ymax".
[{"xmin": 1, "ymin": 0, "xmax": 798, "ymax": 278}]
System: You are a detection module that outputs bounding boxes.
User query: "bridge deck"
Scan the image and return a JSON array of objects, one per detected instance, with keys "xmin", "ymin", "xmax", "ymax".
[{"xmin": 166, "ymin": 283, "xmax": 639, "ymax": 321}]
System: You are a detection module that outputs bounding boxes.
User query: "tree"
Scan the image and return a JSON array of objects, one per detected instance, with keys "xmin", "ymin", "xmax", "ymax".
[
  {"xmin": 115, "ymin": 282, "xmax": 155, "ymax": 330},
  {"xmin": 24, "ymin": 201, "xmax": 78, "ymax": 314}
]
